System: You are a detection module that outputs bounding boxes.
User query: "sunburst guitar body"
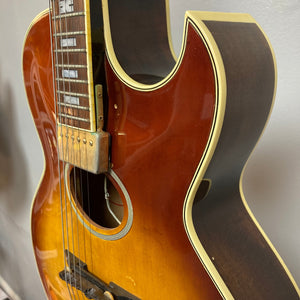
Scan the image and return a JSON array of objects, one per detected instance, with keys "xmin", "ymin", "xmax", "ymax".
[{"xmin": 23, "ymin": 0, "xmax": 300, "ymax": 299}]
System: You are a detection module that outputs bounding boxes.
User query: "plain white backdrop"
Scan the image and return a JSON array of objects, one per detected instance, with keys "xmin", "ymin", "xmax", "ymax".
[{"xmin": 0, "ymin": 0, "xmax": 299, "ymax": 299}]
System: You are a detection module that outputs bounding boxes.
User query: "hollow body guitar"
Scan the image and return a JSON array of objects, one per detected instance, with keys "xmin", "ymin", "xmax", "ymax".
[{"xmin": 23, "ymin": 0, "xmax": 300, "ymax": 299}]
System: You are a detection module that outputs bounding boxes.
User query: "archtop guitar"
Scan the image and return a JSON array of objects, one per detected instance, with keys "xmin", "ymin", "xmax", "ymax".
[{"xmin": 23, "ymin": 0, "xmax": 300, "ymax": 299}]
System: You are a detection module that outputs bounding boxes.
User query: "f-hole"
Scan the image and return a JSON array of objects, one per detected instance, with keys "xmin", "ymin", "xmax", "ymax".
[{"xmin": 70, "ymin": 167, "xmax": 124, "ymax": 229}]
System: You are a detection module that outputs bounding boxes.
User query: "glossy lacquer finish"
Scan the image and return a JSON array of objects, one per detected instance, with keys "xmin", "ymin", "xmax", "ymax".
[{"xmin": 24, "ymin": 12, "xmax": 222, "ymax": 300}]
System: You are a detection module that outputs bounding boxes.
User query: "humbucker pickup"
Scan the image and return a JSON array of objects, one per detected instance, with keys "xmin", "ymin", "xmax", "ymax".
[{"xmin": 57, "ymin": 124, "xmax": 110, "ymax": 174}]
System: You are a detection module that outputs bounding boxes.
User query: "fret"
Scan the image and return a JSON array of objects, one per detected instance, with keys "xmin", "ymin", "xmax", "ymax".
[
  {"xmin": 53, "ymin": 12, "xmax": 85, "ymax": 19},
  {"xmin": 56, "ymin": 78, "xmax": 88, "ymax": 84},
  {"xmin": 55, "ymin": 64, "xmax": 87, "ymax": 69},
  {"xmin": 58, "ymin": 102, "xmax": 90, "ymax": 111},
  {"xmin": 58, "ymin": 113, "xmax": 90, "ymax": 123},
  {"xmin": 57, "ymin": 90, "xmax": 89, "ymax": 98},
  {"xmin": 58, "ymin": 120, "xmax": 90, "ymax": 131},
  {"xmin": 58, "ymin": 104, "xmax": 90, "ymax": 120},
  {"xmin": 55, "ymin": 53, "xmax": 87, "ymax": 66},
  {"xmin": 56, "ymin": 81, "xmax": 89, "ymax": 95},
  {"xmin": 53, "ymin": 31, "xmax": 86, "ymax": 37},
  {"xmin": 53, "ymin": 16, "xmax": 85, "ymax": 33},
  {"xmin": 54, "ymin": 48, "xmax": 87, "ymax": 53}
]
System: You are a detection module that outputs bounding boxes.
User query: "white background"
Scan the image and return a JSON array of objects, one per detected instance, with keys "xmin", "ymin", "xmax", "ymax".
[{"xmin": 0, "ymin": 0, "xmax": 299, "ymax": 299}]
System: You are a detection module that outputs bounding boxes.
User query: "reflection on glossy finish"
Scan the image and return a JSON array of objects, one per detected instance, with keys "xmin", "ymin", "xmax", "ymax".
[{"xmin": 24, "ymin": 11, "xmax": 222, "ymax": 300}]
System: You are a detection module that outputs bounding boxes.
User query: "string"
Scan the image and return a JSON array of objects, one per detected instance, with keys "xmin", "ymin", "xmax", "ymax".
[
  {"xmin": 86, "ymin": 170, "xmax": 94, "ymax": 273},
  {"xmin": 78, "ymin": 0, "xmax": 93, "ymax": 277},
  {"xmin": 57, "ymin": 5, "xmax": 78, "ymax": 300},
  {"xmin": 61, "ymin": 0, "xmax": 86, "ymax": 298},
  {"xmin": 50, "ymin": 0, "xmax": 75, "ymax": 299},
  {"xmin": 54, "ymin": 0, "xmax": 87, "ymax": 298},
  {"xmin": 52, "ymin": 0, "xmax": 99, "ymax": 297},
  {"xmin": 64, "ymin": 0, "xmax": 86, "ymax": 297}
]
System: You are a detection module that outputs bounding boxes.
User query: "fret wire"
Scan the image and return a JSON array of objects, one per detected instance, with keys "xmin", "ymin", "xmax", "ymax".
[
  {"xmin": 53, "ymin": 31, "xmax": 86, "ymax": 37},
  {"xmin": 57, "ymin": 90, "xmax": 89, "ymax": 98},
  {"xmin": 58, "ymin": 113, "xmax": 90, "ymax": 123},
  {"xmin": 58, "ymin": 102, "xmax": 90, "ymax": 111},
  {"xmin": 55, "ymin": 64, "xmax": 87, "ymax": 69},
  {"xmin": 52, "ymin": 12, "xmax": 85, "ymax": 19},
  {"xmin": 56, "ymin": 78, "xmax": 89, "ymax": 84},
  {"xmin": 54, "ymin": 49, "xmax": 87, "ymax": 53}
]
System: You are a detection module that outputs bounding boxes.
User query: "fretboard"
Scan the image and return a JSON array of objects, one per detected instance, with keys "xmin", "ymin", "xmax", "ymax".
[{"xmin": 51, "ymin": 0, "xmax": 95, "ymax": 131}]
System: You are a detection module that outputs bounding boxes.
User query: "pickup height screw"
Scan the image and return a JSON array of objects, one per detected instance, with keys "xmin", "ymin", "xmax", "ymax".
[
  {"xmin": 83, "ymin": 138, "xmax": 87, "ymax": 144},
  {"xmin": 89, "ymin": 140, "xmax": 93, "ymax": 146}
]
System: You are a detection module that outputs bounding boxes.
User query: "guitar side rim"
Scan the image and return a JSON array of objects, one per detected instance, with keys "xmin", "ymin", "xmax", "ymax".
[{"xmin": 182, "ymin": 12, "xmax": 300, "ymax": 299}]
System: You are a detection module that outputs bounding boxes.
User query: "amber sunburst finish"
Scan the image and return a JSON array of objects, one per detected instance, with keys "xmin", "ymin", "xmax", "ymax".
[{"xmin": 23, "ymin": 0, "xmax": 300, "ymax": 299}]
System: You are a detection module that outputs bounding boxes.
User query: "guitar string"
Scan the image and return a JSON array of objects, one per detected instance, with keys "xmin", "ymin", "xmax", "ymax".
[
  {"xmin": 49, "ymin": 1, "xmax": 71, "ymax": 297},
  {"xmin": 61, "ymin": 0, "xmax": 84, "ymax": 298},
  {"xmin": 50, "ymin": 0, "xmax": 74, "ymax": 299},
  {"xmin": 57, "ymin": 5, "xmax": 78, "ymax": 299},
  {"xmin": 61, "ymin": 1, "xmax": 86, "ymax": 299},
  {"xmin": 55, "ymin": 1, "xmax": 97, "ymax": 297},
  {"xmin": 65, "ymin": 0, "xmax": 86, "ymax": 296},
  {"xmin": 61, "ymin": 0, "xmax": 78, "ymax": 298},
  {"xmin": 78, "ymin": 0, "xmax": 94, "ymax": 277},
  {"xmin": 59, "ymin": 4, "xmax": 80, "ymax": 300},
  {"xmin": 75, "ymin": 0, "xmax": 91, "ymax": 295},
  {"xmin": 79, "ymin": 0, "xmax": 90, "ymax": 282}
]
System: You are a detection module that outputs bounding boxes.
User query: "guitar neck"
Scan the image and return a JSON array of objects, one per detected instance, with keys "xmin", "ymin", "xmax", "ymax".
[
  {"xmin": 50, "ymin": 0, "xmax": 109, "ymax": 174},
  {"xmin": 50, "ymin": 0, "xmax": 96, "ymax": 131}
]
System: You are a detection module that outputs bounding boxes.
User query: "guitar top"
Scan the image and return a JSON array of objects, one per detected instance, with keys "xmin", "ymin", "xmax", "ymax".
[{"xmin": 22, "ymin": 0, "xmax": 300, "ymax": 299}]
